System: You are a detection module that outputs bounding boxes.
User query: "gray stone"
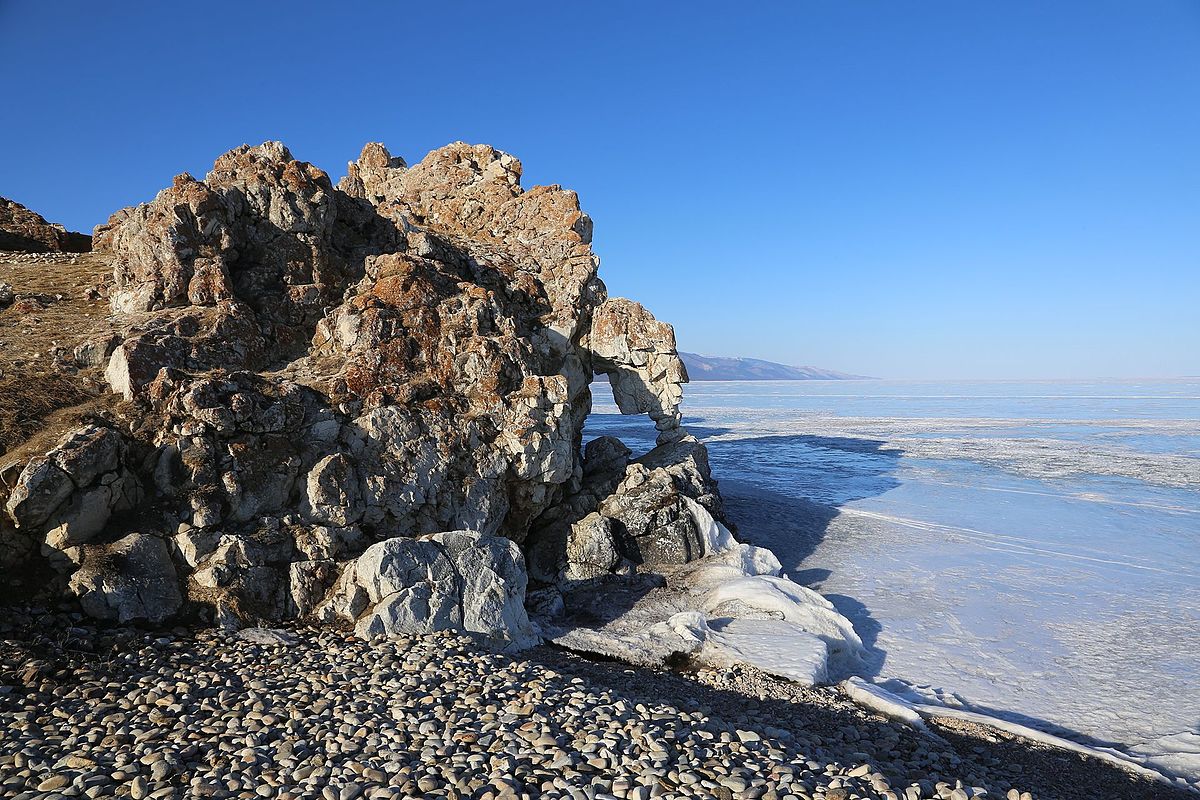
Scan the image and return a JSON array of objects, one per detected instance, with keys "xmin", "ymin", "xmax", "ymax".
[
  {"xmin": 432, "ymin": 530, "xmax": 536, "ymax": 648},
  {"xmin": 333, "ymin": 535, "xmax": 462, "ymax": 638},
  {"xmin": 563, "ymin": 513, "xmax": 620, "ymax": 580},
  {"xmin": 68, "ymin": 533, "xmax": 182, "ymax": 623},
  {"xmin": 5, "ymin": 458, "xmax": 75, "ymax": 529},
  {"xmin": 50, "ymin": 425, "xmax": 122, "ymax": 487},
  {"xmin": 44, "ymin": 484, "xmax": 113, "ymax": 549},
  {"xmin": 73, "ymin": 334, "xmax": 120, "ymax": 368},
  {"xmin": 599, "ymin": 467, "xmax": 708, "ymax": 566},
  {"xmin": 300, "ymin": 453, "xmax": 363, "ymax": 527},
  {"xmin": 235, "ymin": 627, "xmax": 298, "ymax": 646}
]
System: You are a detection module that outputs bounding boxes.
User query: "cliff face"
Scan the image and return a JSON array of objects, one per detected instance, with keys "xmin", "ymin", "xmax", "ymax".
[
  {"xmin": 0, "ymin": 142, "xmax": 726, "ymax": 646},
  {"xmin": 0, "ymin": 197, "xmax": 91, "ymax": 253}
]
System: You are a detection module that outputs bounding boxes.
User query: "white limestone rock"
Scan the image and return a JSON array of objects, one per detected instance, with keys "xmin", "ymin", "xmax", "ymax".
[
  {"xmin": 327, "ymin": 530, "xmax": 536, "ymax": 649},
  {"xmin": 587, "ymin": 297, "xmax": 688, "ymax": 443}
]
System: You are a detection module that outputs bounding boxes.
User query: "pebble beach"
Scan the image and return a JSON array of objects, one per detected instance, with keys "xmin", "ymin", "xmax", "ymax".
[{"xmin": 1, "ymin": 609, "xmax": 1188, "ymax": 800}]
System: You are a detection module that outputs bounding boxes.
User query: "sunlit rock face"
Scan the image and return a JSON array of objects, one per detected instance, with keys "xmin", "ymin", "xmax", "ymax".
[{"xmin": 0, "ymin": 140, "xmax": 724, "ymax": 642}]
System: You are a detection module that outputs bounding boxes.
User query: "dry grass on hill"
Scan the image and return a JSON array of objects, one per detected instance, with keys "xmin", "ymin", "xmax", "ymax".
[
  {"xmin": 0, "ymin": 251, "xmax": 114, "ymax": 460},
  {"xmin": 0, "ymin": 372, "xmax": 96, "ymax": 454}
]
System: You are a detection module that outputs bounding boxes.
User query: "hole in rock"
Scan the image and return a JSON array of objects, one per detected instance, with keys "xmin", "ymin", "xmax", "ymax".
[{"xmin": 582, "ymin": 377, "xmax": 661, "ymax": 458}]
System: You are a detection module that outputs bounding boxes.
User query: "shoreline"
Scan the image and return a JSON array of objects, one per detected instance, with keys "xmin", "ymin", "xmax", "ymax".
[
  {"xmin": 2, "ymin": 608, "xmax": 1192, "ymax": 800},
  {"xmin": 716, "ymin": 476, "xmax": 1200, "ymax": 793}
]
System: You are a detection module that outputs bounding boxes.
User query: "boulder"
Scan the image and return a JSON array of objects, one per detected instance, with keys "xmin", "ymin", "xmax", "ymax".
[
  {"xmin": 5, "ymin": 424, "xmax": 131, "ymax": 531},
  {"xmin": 44, "ymin": 473, "xmax": 140, "ymax": 549},
  {"xmin": 326, "ymin": 530, "xmax": 535, "ymax": 649},
  {"xmin": 636, "ymin": 435, "xmax": 726, "ymax": 524},
  {"xmin": 563, "ymin": 512, "xmax": 622, "ymax": 580},
  {"xmin": 432, "ymin": 530, "xmax": 535, "ymax": 647},
  {"xmin": 187, "ymin": 524, "xmax": 295, "ymax": 618},
  {"xmin": 5, "ymin": 459, "xmax": 75, "ymax": 529},
  {"xmin": 300, "ymin": 454, "xmax": 363, "ymax": 527},
  {"xmin": 50, "ymin": 425, "xmax": 123, "ymax": 487},
  {"xmin": 600, "ymin": 465, "xmax": 709, "ymax": 566},
  {"xmin": 68, "ymin": 533, "xmax": 182, "ymax": 623}
]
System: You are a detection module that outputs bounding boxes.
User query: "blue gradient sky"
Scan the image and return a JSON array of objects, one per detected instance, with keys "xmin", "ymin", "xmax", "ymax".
[{"xmin": 2, "ymin": 1, "xmax": 1197, "ymax": 379}]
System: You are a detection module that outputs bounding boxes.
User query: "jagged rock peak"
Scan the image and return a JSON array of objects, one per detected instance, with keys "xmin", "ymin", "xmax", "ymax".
[
  {"xmin": 0, "ymin": 196, "xmax": 91, "ymax": 253},
  {"xmin": 338, "ymin": 142, "xmax": 408, "ymax": 202}
]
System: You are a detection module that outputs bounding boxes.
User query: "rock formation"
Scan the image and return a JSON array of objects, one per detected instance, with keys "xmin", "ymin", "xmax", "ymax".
[
  {"xmin": 0, "ymin": 141, "xmax": 720, "ymax": 648},
  {"xmin": 0, "ymin": 196, "xmax": 91, "ymax": 253}
]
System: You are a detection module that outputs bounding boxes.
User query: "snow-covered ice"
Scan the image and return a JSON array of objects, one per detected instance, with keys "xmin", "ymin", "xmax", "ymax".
[
  {"xmin": 841, "ymin": 676, "xmax": 928, "ymax": 730},
  {"xmin": 586, "ymin": 378, "xmax": 1200, "ymax": 790},
  {"xmin": 540, "ymin": 496, "xmax": 865, "ymax": 688},
  {"xmin": 701, "ymin": 618, "xmax": 831, "ymax": 686}
]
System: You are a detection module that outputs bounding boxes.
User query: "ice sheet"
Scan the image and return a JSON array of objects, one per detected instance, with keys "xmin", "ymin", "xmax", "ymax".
[{"xmin": 585, "ymin": 378, "xmax": 1200, "ymax": 789}]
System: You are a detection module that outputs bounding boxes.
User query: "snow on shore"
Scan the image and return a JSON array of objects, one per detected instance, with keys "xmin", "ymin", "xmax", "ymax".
[{"xmin": 542, "ymin": 498, "xmax": 866, "ymax": 687}]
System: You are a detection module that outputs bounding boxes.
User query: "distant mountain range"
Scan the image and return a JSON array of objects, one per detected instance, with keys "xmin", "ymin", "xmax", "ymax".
[{"xmin": 679, "ymin": 352, "xmax": 873, "ymax": 381}]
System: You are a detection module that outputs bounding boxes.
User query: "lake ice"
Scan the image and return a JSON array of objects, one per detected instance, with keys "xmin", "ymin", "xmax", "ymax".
[{"xmin": 585, "ymin": 379, "xmax": 1200, "ymax": 789}]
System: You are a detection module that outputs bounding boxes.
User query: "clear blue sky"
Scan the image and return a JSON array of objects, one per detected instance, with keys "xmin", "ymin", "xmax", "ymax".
[{"xmin": 2, "ymin": 1, "xmax": 1197, "ymax": 379}]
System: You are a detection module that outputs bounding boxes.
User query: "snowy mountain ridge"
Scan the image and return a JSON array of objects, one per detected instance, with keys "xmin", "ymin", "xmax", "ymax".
[{"xmin": 680, "ymin": 352, "xmax": 872, "ymax": 381}]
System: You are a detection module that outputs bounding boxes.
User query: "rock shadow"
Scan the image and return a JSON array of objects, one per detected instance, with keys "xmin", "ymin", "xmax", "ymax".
[
  {"xmin": 556, "ymin": 572, "xmax": 666, "ymax": 629},
  {"xmin": 522, "ymin": 644, "xmax": 1192, "ymax": 800},
  {"xmin": 703, "ymin": 433, "xmax": 904, "ymax": 679}
]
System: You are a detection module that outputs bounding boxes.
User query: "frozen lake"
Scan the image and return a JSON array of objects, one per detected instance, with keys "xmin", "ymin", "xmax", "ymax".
[{"xmin": 585, "ymin": 379, "xmax": 1200, "ymax": 787}]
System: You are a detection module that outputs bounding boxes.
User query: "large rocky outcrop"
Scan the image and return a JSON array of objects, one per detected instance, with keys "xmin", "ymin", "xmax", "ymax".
[
  {"xmin": 0, "ymin": 141, "xmax": 726, "ymax": 643},
  {"xmin": 0, "ymin": 196, "xmax": 91, "ymax": 253}
]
